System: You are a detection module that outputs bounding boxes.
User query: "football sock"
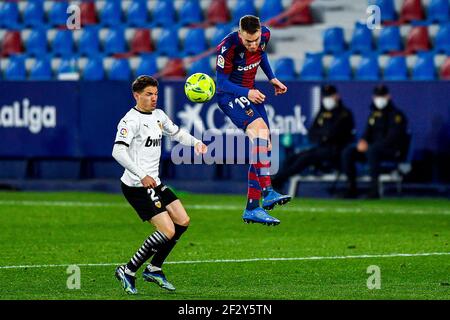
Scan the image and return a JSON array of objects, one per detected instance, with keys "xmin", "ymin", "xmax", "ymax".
[
  {"xmin": 246, "ymin": 164, "xmax": 261, "ymax": 210},
  {"xmin": 126, "ymin": 230, "xmax": 169, "ymax": 273},
  {"xmin": 150, "ymin": 224, "xmax": 188, "ymax": 268},
  {"xmin": 251, "ymin": 138, "xmax": 272, "ymax": 196}
]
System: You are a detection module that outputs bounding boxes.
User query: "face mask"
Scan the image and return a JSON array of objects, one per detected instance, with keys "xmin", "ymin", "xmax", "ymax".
[
  {"xmin": 374, "ymin": 97, "xmax": 388, "ymax": 109},
  {"xmin": 322, "ymin": 97, "xmax": 336, "ymax": 110}
]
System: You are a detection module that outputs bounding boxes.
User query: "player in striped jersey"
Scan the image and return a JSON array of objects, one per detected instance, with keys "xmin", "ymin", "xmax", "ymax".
[{"xmin": 215, "ymin": 15, "xmax": 291, "ymax": 226}]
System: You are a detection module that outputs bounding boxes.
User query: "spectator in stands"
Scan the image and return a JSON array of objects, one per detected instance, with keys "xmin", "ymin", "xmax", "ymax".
[
  {"xmin": 272, "ymin": 85, "xmax": 355, "ymax": 190},
  {"xmin": 341, "ymin": 84, "xmax": 409, "ymax": 199}
]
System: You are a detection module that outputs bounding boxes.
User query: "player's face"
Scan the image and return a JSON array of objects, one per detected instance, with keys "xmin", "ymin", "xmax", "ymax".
[
  {"xmin": 134, "ymin": 85, "xmax": 158, "ymax": 112},
  {"xmin": 239, "ymin": 30, "xmax": 262, "ymax": 53}
]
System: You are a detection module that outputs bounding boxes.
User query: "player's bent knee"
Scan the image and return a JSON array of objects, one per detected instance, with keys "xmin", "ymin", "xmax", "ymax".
[
  {"xmin": 159, "ymin": 226, "xmax": 176, "ymax": 240},
  {"xmin": 178, "ymin": 215, "xmax": 190, "ymax": 227}
]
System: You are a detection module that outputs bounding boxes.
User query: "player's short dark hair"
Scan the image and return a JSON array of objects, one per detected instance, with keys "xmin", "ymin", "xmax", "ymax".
[
  {"xmin": 132, "ymin": 75, "xmax": 158, "ymax": 93},
  {"xmin": 239, "ymin": 15, "xmax": 261, "ymax": 34}
]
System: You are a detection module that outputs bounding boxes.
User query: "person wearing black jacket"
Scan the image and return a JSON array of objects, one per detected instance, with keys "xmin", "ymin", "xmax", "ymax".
[
  {"xmin": 272, "ymin": 85, "xmax": 355, "ymax": 190},
  {"xmin": 341, "ymin": 84, "xmax": 409, "ymax": 199}
]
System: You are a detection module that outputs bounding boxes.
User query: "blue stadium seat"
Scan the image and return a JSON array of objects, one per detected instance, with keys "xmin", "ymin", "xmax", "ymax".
[
  {"xmin": 23, "ymin": 0, "xmax": 45, "ymax": 27},
  {"xmin": 427, "ymin": 0, "xmax": 449, "ymax": 23},
  {"xmin": 156, "ymin": 27, "xmax": 180, "ymax": 57},
  {"xmin": 323, "ymin": 27, "xmax": 346, "ymax": 54},
  {"xmin": 0, "ymin": 160, "xmax": 28, "ymax": 179},
  {"xmin": 350, "ymin": 22, "xmax": 373, "ymax": 53},
  {"xmin": 231, "ymin": 0, "xmax": 256, "ymax": 24},
  {"xmin": 274, "ymin": 57, "xmax": 296, "ymax": 80},
  {"xmin": 383, "ymin": 56, "xmax": 408, "ymax": 80},
  {"xmin": 25, "ymin": 28, "xmax": 48, "ymax": 56},
  {"xmin": 355, "ymin": 54, "xmax": 380, "ymax": 80},
  {"xmin": 103, "ymin": 28, "xmax": 126, "ymax": 55},
  {"xmin": 135, "ymin": 53, "xmax": 158, "ymax": 76},
  {"xmin": 99, "ymin": 0, "xmax": 122, "ymax": 26},
  {"xmin": 327, "ymin": 54, "xmax": 352, "ymax": 80},
  {"xmin": 187, "ymin": 56, "xmax": 213, "ymax": 76},
  {"xmin": 52, "ymin": 30, "xmax": 74, "ymax": 57},
  {"xmin": 377, "ymin": 26, "xmax": 403, "ymax": 53},
  {"xmin": 152, "ymin": 0, "xmax": 176, "ymax": 27},
  {"xmin": 4, "ymin": 55, "xmax": 27, "ymax": 80},
  {"xmin": 434, "ymin": 23, "xmax": 450, "ymax": 54},
  {"xmin": 29, "ymin": 57, "xmax": 53, "ymax": 80},
  {"xmin": 299, "ymin": 52, "xmax": 324, "ymax": 80},
  {"xmin": 178, "ymin": 0, "xmax": 203, "ymax": 26},
  {"xmin": 77, "ymin": 27, "xmax": 100, "ymax": 56},
  {"xmin": 211, "ymin": 24, "xmax": 232, "ymax": 47},
  {"xmin": 412, "ymin": 52, "xmax": 436, "ymax": 80},
  {"xmin": 183, "ymin": 28, "xmax": 207, "ymax": 56},
  {"xmin": 0, "ymin": 1, "xmax": 20, "ymax": 29},
  {"xmin": 83, "ymin": 56, "xmax": 105, "ymax": 80},
  {"xmin": 48, "ymin": 1, "xmax": 69, "ymax": 26},
  {"xmin": 126, "ymin": 0, "xmax": 149, "ymax": 27},
  {"xmin": 259, "ymin": 0, "xmax": 284, "ymax": 23},
  {"xmin": 368, "ymin": 0, "xmax": 398, "ymax": 22},
  {"xmin": 57, "ymin": 58, "xmax": 77, "ymax": 74},
  {"xmin": 108, "ymin": 58, "xmax": 132, "ymax": 80}
]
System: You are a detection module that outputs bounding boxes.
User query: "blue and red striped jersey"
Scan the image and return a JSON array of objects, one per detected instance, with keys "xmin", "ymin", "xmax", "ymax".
[{"xmin": 215, "ymin": 25, "xmax": 275, "ymax": 97}]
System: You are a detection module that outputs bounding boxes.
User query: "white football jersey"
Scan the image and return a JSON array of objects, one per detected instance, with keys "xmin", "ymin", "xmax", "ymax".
[{"xmin": 114, "ymin": 107, "xmax": 183, "ymax": 187}]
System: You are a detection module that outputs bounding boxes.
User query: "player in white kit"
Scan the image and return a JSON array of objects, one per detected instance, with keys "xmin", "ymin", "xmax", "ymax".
[{"xmin": 112, "ymin": 76, "xmax": 207, "ymax": 294}]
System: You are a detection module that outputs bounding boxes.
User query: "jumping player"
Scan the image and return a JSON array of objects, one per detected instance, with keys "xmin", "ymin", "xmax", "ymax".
[
  {"xmin": 112, "ymin": 75, "xmax": 207, "ymax": 294},
  {"xmin": 215, "ymin": 15, "xmax": 291, "ymax": 226}
]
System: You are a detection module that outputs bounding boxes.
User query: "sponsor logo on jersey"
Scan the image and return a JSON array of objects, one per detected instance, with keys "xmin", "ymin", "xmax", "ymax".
[
  {"xmin": 0, "ymin": 98, "xmax": 56, "ymax": 134},
  {"xmin": 145, "ymin": 136, "xmax": 162, "ymax": 147},
  {"xmin": 245, "ymin": 108, "xmax": 254, "ymax": 117},
  {"xmin": 155, "ymin": 201, "xmax": 162, "ymax": 208},
  {"xmin": 239, "ymin": 52, "xmax": 244, "ymax": 59},
  {"xmin": 157, "ymin": 120, "xmax": 163, "ymax": 130},
  {"xmin": 217, "ymin": 55, "xmax": 225, "ymax": 68},
  {"xmin": 237, "ymin": 60, "xmax": 261, "ymax": 72}
]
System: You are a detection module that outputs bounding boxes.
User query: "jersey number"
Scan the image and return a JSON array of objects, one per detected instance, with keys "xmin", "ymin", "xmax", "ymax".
[
  {"xmin": 230, "ymin": 97, "xmax": 251, "ymax": 109},
  {"xmin": 148, "ymin": 189, "xmax": 159, "ymax": 201}
]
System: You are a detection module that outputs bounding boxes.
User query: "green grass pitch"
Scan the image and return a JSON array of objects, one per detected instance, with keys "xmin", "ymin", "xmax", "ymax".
[{"xmin": 0, "ymin": 191, "xmax": 449, "ymax": 300}]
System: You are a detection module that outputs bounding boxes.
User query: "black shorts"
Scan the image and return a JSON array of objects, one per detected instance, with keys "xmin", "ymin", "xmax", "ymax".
[{"xmin": 121, "ymin": 182, "xmax": 179, "ymax": 222}]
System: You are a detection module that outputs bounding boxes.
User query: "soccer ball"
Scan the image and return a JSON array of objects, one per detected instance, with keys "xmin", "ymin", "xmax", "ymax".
[{"xmin": 184, "ymin": 73, "xmax": 216, "ymax": 103}]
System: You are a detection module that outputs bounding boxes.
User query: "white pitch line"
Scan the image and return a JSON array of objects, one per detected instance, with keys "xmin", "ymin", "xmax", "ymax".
[
  {"xmin": 0, "ymin": 252, "xmax": 449, "ymax": 270},
  {"xmin": 0, "ymin": 200, "xmax": 449, "ymax": 215}
]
